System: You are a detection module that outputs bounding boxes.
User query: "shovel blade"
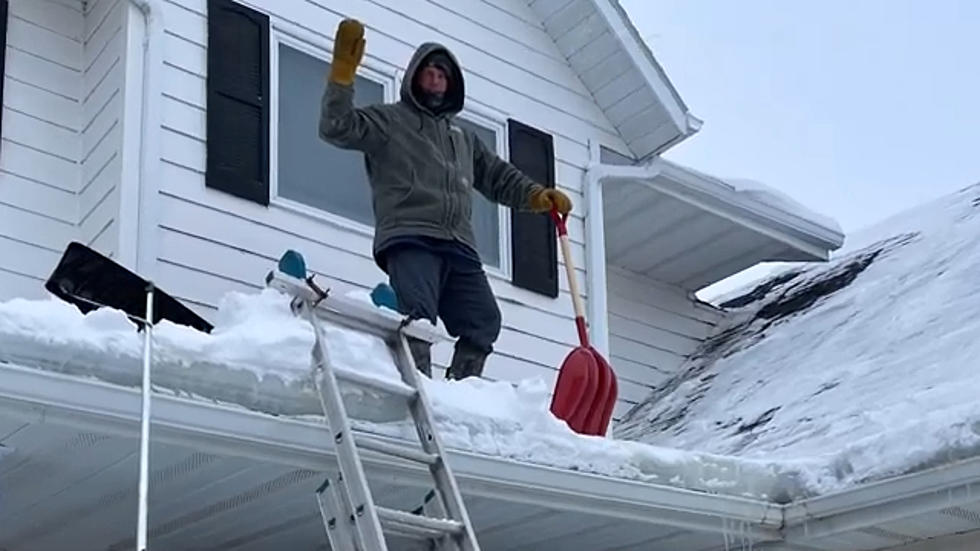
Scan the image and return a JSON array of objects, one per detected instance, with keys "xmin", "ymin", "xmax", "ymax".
[
  {"xmin": 44, "ymin": 241, "xmax": 214, "ymax": 333},
  {"xmin": 583, "ymin": 348, "xmax": 618, "ymax": 436},
  {"xmin": 549, "ymin": 347, "xmax": 597, "ymax": 431}
]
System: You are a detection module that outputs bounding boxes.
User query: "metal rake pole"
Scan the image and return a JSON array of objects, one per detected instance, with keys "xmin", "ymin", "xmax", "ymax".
[{"xmin": 137, "ymin": 282, "xmax": 155, "ymax": 551}]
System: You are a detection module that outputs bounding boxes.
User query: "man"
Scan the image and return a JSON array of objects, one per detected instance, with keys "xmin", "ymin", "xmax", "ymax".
[{"xmin": 320, "ymin": 19, "xmax": 572, "ymax": 380}]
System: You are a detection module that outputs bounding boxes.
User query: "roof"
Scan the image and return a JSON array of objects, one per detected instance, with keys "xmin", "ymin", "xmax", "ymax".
[
  {"xmin": 528, "ymin": 0, "xmax": 701, "ymax": 158},
  {"xmin": 614, "ymin": 183, "xmax": 980, "ymax": 545},
  {"xmin": 598, "ymin": 158, "xmax": 845, "ymax": 291}
]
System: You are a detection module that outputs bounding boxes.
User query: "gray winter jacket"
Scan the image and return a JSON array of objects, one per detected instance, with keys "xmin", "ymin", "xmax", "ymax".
[{"xmin": 319, "ymin": 42, "xmax": 542, "ymax": 270}]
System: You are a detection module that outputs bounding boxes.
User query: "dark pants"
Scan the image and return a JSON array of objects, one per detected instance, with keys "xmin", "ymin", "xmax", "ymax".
[
  {"xmin": 381, "ymin": 237, "xmax": 501, "ymax": 378},
  {"xmin": 385, "ymin": 239, "xmax": 500, "ymax": 354}
]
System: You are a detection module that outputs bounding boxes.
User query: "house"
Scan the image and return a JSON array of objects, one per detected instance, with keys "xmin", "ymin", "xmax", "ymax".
[
  {"xmin": 24, "ymin": 0, "xmax": 980, "ymax": 550},
  {"xmin": 0, "ymin": 0, "xmax": 842, "ymax": 422}
]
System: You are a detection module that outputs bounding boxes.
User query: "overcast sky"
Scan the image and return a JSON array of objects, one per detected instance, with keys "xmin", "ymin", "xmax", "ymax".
[{"xmin": 619, "ymin": 0, "xmax": 980, "ymax": 299}]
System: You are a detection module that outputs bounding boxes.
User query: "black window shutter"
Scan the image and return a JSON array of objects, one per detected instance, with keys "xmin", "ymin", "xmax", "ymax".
[
  {"xmin": 205, "ymin": 0, "xmax": 270, "ymax": 205},
  {"xmin": 0, "ymin": 0, "xmax": 8, "ymax": 143},
  {"xmin": 508, "ymin": 119, "xmax": 558, "ymax": 298}
]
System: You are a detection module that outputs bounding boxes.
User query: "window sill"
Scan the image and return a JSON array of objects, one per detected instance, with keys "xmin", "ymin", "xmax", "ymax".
[{"xmin": 271, "ymin": 196, "xmax": 377, "ymax": 240}]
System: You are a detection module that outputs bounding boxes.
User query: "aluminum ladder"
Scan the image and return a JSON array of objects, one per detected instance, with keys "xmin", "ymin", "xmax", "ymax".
[{"xmin": 265, "ymin": 254, "xmax": 481, "ymax": 551}]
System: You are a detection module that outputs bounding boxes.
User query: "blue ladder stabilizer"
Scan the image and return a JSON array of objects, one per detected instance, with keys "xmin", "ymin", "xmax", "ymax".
[
  {"xmin": 370, "ymin": 282, "xmax": 403, "ymax": 314},
  {"xmin": 278, "ymin": 249, "xmax": 308, "ymax": 280}
]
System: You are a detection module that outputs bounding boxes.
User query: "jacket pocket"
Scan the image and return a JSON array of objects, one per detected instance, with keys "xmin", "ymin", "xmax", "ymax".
[{"xmin": 449, "ymin": 125, "xmax": 473, "ymax": 191}]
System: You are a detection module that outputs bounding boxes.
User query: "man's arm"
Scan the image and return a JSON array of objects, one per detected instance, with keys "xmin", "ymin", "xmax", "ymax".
[
  {"xmin": 318, "ymin": 18, "xmax": 389, "ymax": 151},
  {"xmin": 471, "ymin": 133, "xmax": 572, "ymax": 214},
  {"xmin": 319, "ymin": 81, "xmax": 390, "ymax": 151}
]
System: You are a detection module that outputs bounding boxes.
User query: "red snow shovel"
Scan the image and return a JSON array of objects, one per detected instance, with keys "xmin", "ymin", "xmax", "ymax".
[{"xmin": 548, "ymin": 208, "xmax": 618, "ymax": 436}]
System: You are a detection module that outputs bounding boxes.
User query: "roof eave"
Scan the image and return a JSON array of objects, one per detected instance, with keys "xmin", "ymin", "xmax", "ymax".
[
  {"xmin": 595, "ymin": 159, "xmax": 844, "ymax": 263},
  {"xmin": 0, "ymin": 361, "xmax": 784, "ymax": 539},
  {"xmin": 659, "ymin": 161, "xmax": 845, "ymax": 258},
  {"xmin": 782, "ymin": 455, "xmax": 980, "ymax": 542},
  {"xmin": 592, "ymin": 0, "xmax": 702, "ymax": 157}
]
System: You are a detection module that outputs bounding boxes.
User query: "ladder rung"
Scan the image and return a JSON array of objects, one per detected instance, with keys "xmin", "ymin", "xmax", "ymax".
[
  {"xmin": 355, "ymin": 435, "xmax": 439, "ymax": 465},
  {"xmin": 376, "ymin": 506, "xmax": 464, "ymax": 538},
  {"xmin": 334, "ymin": 368, "xmax": 417, "ymax": 399}
]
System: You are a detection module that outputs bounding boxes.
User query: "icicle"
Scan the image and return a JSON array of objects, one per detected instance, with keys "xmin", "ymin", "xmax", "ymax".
[{"xmin": 721, "ymin": 517, "xmax": 733, "ymax": 551}]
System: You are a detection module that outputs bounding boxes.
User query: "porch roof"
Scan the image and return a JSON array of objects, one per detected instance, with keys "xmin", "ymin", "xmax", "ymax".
[
  {"xmin": 599, "ymin": 159, "xmax": 845, "ymax": 292},
  {"xmin": 0, "ymin": 362, "xmax": 783, "ymax": 550},
  {"xmin": 4, "ymin": 362, "xmax": 980, "ymax": 550}
]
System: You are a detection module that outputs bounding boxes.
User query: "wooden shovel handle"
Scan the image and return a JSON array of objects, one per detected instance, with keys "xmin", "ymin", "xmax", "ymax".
[{"xmin": 550, "ymin": 208, "xmax": 588, "ymax": 326}]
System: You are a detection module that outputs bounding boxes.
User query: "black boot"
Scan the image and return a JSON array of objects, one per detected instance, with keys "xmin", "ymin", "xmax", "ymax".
[
  {"xmin": 446, "ymin": 341, "xmax": 488, "ymax": 381},
  {"xmin": 407, "ymin": 337, "xmax": 432, "ymax": 378}
]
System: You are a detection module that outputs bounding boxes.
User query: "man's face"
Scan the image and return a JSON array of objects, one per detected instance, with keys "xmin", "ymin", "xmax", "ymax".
[{"xmin": 416, "ymin": 65, "xmax": 448, "ymax": 95}]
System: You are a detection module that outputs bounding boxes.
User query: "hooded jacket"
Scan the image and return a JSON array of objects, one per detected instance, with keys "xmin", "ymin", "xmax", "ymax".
[{"xmin": 319, "ymin": 42, "xmax": 542, "ymax": 270}]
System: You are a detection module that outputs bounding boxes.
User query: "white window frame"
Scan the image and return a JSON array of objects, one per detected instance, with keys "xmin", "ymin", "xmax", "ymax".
[
  {"xmin": 269, "ymin": 28, "xmax": 510, "ymax": 276},
  {"xmin": 269, "ymin": 28, "xmax": 397, "ymax": 238},
  {"xmin": 452, "ymin": 105, "xmax": 512, "ymax": 279}
]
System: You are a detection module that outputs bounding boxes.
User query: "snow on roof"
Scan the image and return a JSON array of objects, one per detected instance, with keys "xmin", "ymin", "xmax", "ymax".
[
  {"xmin": 0, "ymin": 284, "xmax": 808, "ymax": 502},
  {"xmin": 724, "ymin": 177, "xmax": 843, "ymax": 235},
  {"xmin": 665, "ymin": 161, "xmax": 844, "ymax": 237},
  {"xmin": 616, "ymin": 182, "xmax": 980, "ymax": 497}
]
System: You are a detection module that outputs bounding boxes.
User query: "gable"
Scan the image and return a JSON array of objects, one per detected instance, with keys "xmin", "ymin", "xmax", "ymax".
[{"xmin": 527, "ymin": 0, "xmax": 700, "ymax": 159}]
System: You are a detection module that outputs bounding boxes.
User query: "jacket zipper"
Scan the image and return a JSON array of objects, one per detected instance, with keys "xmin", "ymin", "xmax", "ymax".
[
  {"xmin": 446, "ymin": 121, "xmax": 459, "ymax": 232},
  {"xmin": 439, "ymin": 119, "xmax": 455, "ymax": 233}
]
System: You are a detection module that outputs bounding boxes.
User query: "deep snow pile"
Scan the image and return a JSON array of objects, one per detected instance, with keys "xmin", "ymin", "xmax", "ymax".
[
  {"xmin": 617, "ymin": 183, "xmax": 980, "ymax": 495},
  {"xmin": 0, "ymin": 284, "xmax": 811, "ymax": 502}
]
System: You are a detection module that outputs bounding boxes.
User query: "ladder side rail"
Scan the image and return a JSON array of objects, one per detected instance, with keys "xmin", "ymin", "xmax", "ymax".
[
  {"xmin": 392, "ymin": 336, "xmax": 481, "ymax": 551},
  {"xmin": 307, "ymin": 301, "xmax": 390, "ymax": 551}
]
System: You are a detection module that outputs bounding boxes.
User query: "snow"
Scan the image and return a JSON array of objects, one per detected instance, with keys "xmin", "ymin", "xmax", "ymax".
[
  {"xmin": 666, "ymin": 161, "xmax": 843, "ymax": 234},
  {"xmin": 0, "ymin": 282, "xmax": 808, "ymax": 502},
  {"xmin": 617, "ymin": 183, "xmax": 980, "ymax": 495},
  {"xmin": 726, "ymin": 177, "xmax": 843, "ymax": 234}
]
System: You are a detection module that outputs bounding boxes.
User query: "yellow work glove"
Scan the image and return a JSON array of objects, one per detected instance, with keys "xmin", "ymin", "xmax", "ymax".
[
  {"xmin": 529, "ymin": 186, "xmax": 573, "ymax": 216},
  {"xmin": 329, "ymin": 19, "xmax": 365, "ymax": 86}
]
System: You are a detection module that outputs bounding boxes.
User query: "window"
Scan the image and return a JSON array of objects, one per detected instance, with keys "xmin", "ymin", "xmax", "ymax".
[
  {"xmin": 275, "ymin": 42, "xmax": 383, "ymax": 227},
  {"xmin": 273, "ymin": 40, "xmax": 505, "ymax": 270},
  {"xmin": 455, "ymin": 117, "xmax": 504, "ymax": 270}
]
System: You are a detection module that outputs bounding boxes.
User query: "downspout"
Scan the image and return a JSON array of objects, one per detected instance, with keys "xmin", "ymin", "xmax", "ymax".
[
  {"xmin": 583, "ymin": 141, "xmax": 610, "ymax": 359},
  {"xmin": 582, "ymin": 140, "xmax": 664, "ymax": 361},
  {"xmin": 122, "ymin": 0, "xmax": 164, "ymax": 279}
]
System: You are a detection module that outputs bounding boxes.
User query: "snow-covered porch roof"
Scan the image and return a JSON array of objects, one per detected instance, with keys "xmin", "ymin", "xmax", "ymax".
[
  {"xmin": 597, "ymin": 158, "xmax": 845, "ymax": 292},
  {"xmin": 0, "ymin": 363, "xmax": 784, "ymax": 550},
  {"xmin": 4, "ymin": 362, "xmax": 980, "ymax": 550}
]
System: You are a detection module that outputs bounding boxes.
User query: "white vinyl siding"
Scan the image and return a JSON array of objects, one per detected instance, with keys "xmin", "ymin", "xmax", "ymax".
[
  {"xmin": 0, "ymin": 0, "xmax": 128, "ymax": 301},
  {"xmin": 0, "ymin": 0, "xmax": 83, "ymax": 300},
  {"xmin": 79, "ymin": 0, "xmax": 125, "ymax": 256},
  {"xmin": 606, "ymin": 266, "xmax": 726, "ymax": 417}
]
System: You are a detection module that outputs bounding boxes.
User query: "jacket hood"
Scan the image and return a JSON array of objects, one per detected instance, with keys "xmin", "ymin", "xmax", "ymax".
[{"xmin": 400, "ymin": 42, "xmax": 465, "ymax": 118}]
